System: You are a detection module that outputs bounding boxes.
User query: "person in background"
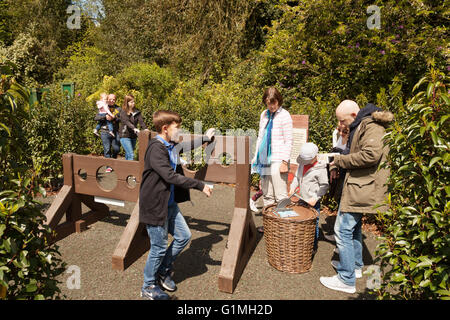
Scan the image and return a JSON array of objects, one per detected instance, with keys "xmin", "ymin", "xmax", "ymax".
[
  {"xmin": 94, "ymin": 92, "xmax": 115, "ymax": 137},
  {"xmin": 252, "ymin": 87, "xmax": 293, "ymax": 233},
  {"xmin": 119, "ymin": 94, "xmax": 148, "ymax": 160},
  {"xmin": 324, "ymin": 123, "xmax": 350, "ymax": 245},
  {"xmin": 94, "ymin": 94, "xmax": 122, "ymax": 172},
  {"xmin": 332, "ymin": 124, "xmax": 349, "ymax": 152}
]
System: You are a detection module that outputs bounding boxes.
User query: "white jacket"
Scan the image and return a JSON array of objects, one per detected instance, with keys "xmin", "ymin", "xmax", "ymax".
[{"xmin": 290, "ymin": 161, "xmax": 329, "ymax": 204}]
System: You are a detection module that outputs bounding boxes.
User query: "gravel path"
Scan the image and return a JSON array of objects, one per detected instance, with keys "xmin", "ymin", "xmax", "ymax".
[{"xmin": 38, "ymin": 184, "xmax": 379, "ymax": 300}]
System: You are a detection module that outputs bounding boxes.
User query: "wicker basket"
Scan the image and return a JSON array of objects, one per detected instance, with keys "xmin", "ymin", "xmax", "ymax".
[{"xmin": 262, "ymin": 203, "xmax": 318, "ymax": 274}]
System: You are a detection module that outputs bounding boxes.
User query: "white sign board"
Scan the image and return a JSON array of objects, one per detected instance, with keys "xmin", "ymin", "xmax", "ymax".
[{"xmin": 290, "ymin": 127, "xmax": 308, "ymax": 164}]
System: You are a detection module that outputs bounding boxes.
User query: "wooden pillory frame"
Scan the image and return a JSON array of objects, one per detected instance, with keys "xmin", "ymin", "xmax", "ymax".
[{"xmin": 45, "ymin": 130, "xmax": 256, "ymax": 293}]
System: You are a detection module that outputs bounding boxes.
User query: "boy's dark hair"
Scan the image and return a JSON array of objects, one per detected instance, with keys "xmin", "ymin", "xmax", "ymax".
[
  {"xmin": 262, "ymin": 87, "xmax": 283, "ymax": 106},
  {"xmin": 153, "ymin": 110, "xmax": 182, "ymax": 133}
]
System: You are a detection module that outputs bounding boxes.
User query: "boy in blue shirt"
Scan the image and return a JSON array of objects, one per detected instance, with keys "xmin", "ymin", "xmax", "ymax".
[{"xmin": 139, "ymin": 110, "xmax": 214, "ymax": 300}]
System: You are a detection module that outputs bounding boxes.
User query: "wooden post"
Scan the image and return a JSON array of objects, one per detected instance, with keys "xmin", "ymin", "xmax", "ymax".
[
  {"xmin": 218, "ymin": 136, "xmax": 257, "ymax": 293},
  {"xmin": 63, "ymin": 153, "xmax": 75, "ymax": 187},
  {"xmin": 45, "ymin": 154, "xmax": 78, "ymax": 242},
  {"xmin": 64, "ymin": 154, "xmax": 83, "ymax": 232},
  {"xmin": 111, "ymin": 200, "xmax": 149, "ymax": 270}
]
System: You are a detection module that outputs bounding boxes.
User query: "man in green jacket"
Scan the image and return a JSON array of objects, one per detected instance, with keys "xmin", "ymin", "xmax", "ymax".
[{"xmin": 320, "ymin": 100, "xmax": 393, "ymax": 294}]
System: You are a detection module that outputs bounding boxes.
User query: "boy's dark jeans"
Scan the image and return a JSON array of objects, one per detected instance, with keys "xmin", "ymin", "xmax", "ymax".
[{"xmin": 142, "ymin": 204, "xmax": 192, "ymax": 289}]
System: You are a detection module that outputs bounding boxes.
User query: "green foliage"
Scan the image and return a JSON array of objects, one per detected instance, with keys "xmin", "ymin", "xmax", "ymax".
[
  {"xmin": 2, "ymin": 0, "xmax": 90, "ymax": 85},
  {"xmin": 374, "ymin": 69, "xmax": 449, "ymax": 300},
  {"xmin": 0, "ymin": 33, "xmax": 49, "ymax": 87},
  {"xmin": 260, "ymin": 0, "xmax": 448, "ymax": 102},
  {"xmin": 0, "ymin": 62, "xmax": 66, "ymax": 300},
  {"xmin": 94, "ymin": 0, "xmax": 278, "ymax": 81},
  {"xmin": 119, "ymin": 62, "xmax": 177, "ymax": 105},
  {"xmin": 23, "ymin": 87, "xmax": 98, "ymax": 189},
  {"xmin": 55, "ymin": 42, "xmax": 117, "ymax": 97}
]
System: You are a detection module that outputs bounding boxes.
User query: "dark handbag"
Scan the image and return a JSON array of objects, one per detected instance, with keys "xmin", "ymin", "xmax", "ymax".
[{"xmin": 327, "ymin": 147, "xmax": 345, "ymax": 202}]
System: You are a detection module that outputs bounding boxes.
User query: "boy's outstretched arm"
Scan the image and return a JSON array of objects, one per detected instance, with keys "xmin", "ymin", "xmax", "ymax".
[
  {"xmin": 148, "ymin": 144, "xmax": 210, "ymax": 197},
  {"xmin": 176, "ymin": 128, "xmax": 215, "ymax": 153}
]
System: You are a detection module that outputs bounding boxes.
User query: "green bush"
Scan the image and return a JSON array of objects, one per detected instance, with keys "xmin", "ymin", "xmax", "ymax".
[
  {"xmin": 55, "ymin": 43, "xmax": 117, "ymax": 98},
  {"xmin": 23, "ymin": 87, "xmax": 99, "ymax": 188},
  {"xmin": 260, "ymin": 0, "xmax": 447, "ymax": 102},
  {"xmin": 1, "ymin": 62, "xmax": 66, "ymax": 300},
  {"xmin": 374, "ymin": 68, "xmax": 449, "ymax": 299}
]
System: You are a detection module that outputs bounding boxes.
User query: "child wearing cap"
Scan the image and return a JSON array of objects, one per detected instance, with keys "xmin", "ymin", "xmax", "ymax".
[{"xmin": 290, "ymin": 142, "xmax": 329, "ymax": 251}]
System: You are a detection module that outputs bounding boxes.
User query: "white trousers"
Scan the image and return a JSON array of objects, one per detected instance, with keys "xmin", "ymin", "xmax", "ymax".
[{"xmin": 260, "ymin": 162, "xmax": 288, "ymax": 207}]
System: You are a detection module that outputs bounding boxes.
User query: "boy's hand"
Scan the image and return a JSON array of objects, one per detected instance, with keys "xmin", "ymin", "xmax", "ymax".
[{"xmin": 203, "ymin": 185, "xmax": 212, "ymax": 197}]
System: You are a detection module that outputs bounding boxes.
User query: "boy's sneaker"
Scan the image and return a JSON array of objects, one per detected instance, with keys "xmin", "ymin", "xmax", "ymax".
[
  {"xmin": 105, "ymin": 166, "xmax": 113, "ymax": 173},
  {"xmin": 331, "ymin": 260, "xmax": 362, "ymax": 278},
  {"xmin": 93, "ymin": 129, "xmax": 100, "ymax": 137},
  {"xmin": 159, "ymin": 273, "xmax": 177, "ymax": 292},
  {"xmin": 140, "ymin": 284, "xmax": 170, "ymax": 300},
  {"xmin": 319, "ymin": 275, "xmax": 356, "ymax": 294}
]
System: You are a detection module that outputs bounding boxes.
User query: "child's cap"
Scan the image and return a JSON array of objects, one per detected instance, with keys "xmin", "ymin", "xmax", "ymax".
[{"xmin": 296, "ymin": 142, "xmax": 319, "ymax": 165}]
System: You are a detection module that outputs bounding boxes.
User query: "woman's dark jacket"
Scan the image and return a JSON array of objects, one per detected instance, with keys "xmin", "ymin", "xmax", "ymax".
[{"xmin": 119, "ymin": 109, "xmax": 148, "ymax": 139}]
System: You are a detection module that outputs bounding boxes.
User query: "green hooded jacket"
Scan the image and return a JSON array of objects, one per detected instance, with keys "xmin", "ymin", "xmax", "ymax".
[{"xmin": 333, "ymin": 110, "xmax": 394, "ymax": 214}]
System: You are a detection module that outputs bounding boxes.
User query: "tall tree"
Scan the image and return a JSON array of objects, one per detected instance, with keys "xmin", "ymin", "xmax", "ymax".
[
  {"xmin": 2, "ymin": 0, "xmax": 90, "ymax": 84},
  {"xmin": 95, "ymin": 0, "xmax": 276, "ymax": 81}
]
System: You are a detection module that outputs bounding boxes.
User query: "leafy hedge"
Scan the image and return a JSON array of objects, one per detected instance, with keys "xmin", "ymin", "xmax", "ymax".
[
  {"xmin": 260, "ymin": 0, "xmax": 448, "ymax": 102},
  {"xmin": 374, "ymin": 69, "xmax": 449, "ymax": 299},
  {"xmin": 23, "ymin": 88, "xmax": 100, "ymax": 189},
  {"xmin": 1, "ymin": 62, "xmax": 66, "ymax": 300}
]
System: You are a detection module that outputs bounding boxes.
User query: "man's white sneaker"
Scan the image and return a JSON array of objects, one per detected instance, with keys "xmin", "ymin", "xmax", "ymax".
[
  {"xmin": 319, "ymin": 275, "xmax": 356, "ymax": 294},
  {"xmin": 331, "ymin": 260, "xmax": 362, "ymax": 278}
]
